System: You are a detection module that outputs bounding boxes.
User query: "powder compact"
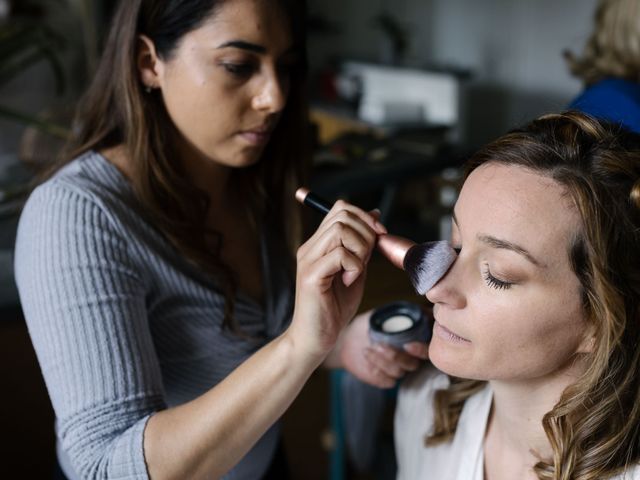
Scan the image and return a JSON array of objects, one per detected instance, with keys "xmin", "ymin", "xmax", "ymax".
[{"xmin": 369, "ymin": 301, "xmax": 432, "ymax": 349}]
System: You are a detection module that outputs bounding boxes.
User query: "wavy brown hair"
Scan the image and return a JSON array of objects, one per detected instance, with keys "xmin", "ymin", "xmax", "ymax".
[
  {"xmin": 43, "ymin": 0, "xmax": 309, "ymax": 334},
  {"xmin": 426, "ymin": 111, "xmax": 640, "ymax": 479},
  {"xmin": 564, "ymin": 0, "xmax": 640, "ymax": 84}
]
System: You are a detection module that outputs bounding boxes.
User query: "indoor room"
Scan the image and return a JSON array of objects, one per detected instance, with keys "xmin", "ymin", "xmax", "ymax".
[{"xmin": 5, "ymin": 0, "xmax": 639, "ymax": 479}]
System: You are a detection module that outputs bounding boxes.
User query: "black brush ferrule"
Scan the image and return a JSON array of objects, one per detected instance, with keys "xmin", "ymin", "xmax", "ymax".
[{"xmin": 304, "ymin": 191, "xmax": 333, "ymax": 215}]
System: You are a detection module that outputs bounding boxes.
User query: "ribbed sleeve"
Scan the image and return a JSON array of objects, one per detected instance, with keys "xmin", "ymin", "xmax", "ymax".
[
  {"xmin": 13, "ymin": 151, "xmax": 293, "ymax": 480},
  {"xmin": 14, "ymin": 183, "xmax": 165, "ymax": 479}
]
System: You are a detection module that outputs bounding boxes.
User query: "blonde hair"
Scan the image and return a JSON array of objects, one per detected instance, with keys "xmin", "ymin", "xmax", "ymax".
[
  {"xmin": 565, "ymin": 0, "xmax": 640, "ymax": 84},
  {"xmin": 427, "ymin": 111, "xmax": 640, "ymax": 480}
]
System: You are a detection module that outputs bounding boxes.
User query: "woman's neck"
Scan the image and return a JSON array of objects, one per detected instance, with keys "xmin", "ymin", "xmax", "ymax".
[
  {"xmin": 101, "ymin": 139, "xmax": 240, "ymax": 225},
  {"xmin": 174, "ymin": 136, "xmax": 231, "ymax": 208},
  {"xmin": 485, "ymin": 357, "xmax": 587, "ymax": 475},
  {"xmin": 100, "ymin": 139, "xmax": 232, "ymax": 207}
]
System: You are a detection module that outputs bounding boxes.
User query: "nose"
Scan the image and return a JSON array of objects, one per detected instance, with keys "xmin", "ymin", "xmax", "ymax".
[
  {"xmin": 426, "ymin": 254, "xmax": 466, "ymax": 309},
  {"xmin": 251, "ymin": 69, "xmax": 288, "ymax": 114}
]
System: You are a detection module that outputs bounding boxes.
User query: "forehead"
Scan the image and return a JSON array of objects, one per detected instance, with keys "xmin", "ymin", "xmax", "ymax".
[
  {"xmin": 182, "ymin": 0, "xmax": 292, "ymax": 51},
  {"xmin": 457, "ymin": 163, "xmax": 580, "ymax": 265}
]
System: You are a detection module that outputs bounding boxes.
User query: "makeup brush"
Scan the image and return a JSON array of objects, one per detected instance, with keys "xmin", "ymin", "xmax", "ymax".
[{"xmin": 295, "ymin": 187, "xmax": 457, "ymax": 295}]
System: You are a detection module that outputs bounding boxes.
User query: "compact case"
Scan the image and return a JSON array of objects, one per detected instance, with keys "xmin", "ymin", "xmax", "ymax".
[{"xmin": 368, "ymin": 301, "xmax": 431, "ymax": 349}]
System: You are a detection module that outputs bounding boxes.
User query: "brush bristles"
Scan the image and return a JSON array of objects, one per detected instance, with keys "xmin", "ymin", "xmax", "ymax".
[{"xmin": 403, "ymin": 240, "xmax": 457, "ymax": 295}]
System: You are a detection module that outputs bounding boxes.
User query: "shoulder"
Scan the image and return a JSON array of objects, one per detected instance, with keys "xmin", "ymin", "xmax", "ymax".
[
  {"xmin": 569, "ymin": 78, "xmax": 640, "ymax": 133},
  {"xmin": 397, "ymin": 364, "xmax": 449, "ymax": 409},
  {"xmin": 33, "ymin": 150, "xmax": 135, "ymax": 211},
  {"xmin": 18, "ymin": 151, "xmax": 139, "ymax": 241},
  {"xmin": 394, "ymin": 366, "xmax": 492, "ymax": 479},
  {"xmin": 15, "ymin": 152, "xmax": 142, "ymax": 280},
  {"xmin": 610, "ymin": 464, "xmax": 640, "ymax": 480},
  {"xmin": 571, "ymin": 78, "xmax": 640, "ymax": 109},
  {"xmin": 394, "ymin": 365, "xmax": 449, "ymax": 443}
]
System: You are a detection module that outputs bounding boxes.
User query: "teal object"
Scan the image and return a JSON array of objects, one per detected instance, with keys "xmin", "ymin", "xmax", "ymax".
[{"xmin": 329, "ymin": 368, "xmax": 400, "ymax": 480}]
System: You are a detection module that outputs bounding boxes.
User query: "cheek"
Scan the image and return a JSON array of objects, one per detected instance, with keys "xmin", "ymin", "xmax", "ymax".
[
  {"xmin": 162, "ymin": 81, "xmax": 241, "ymax": 141},
  {"xmin": 476, "ymin": 291, "xmax": 587, "ymax": 378},
  {"xmin": 430, "ymin": 287, "xmax": 588, "ymax": 381}
]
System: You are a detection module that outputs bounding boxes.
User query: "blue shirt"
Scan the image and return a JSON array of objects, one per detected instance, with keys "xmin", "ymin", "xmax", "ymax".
[{"xmin": 569, "ymin": 77, "xmax": 640, "ymax": 133}]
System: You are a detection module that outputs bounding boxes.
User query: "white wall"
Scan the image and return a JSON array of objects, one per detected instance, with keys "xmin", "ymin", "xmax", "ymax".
[{"xmin": 309, "ymin": 0, "xmax": 599, "ymax": 146}]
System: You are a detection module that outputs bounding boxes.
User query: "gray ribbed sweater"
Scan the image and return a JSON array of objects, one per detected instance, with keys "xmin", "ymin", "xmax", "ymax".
[{"xmin": 14, "ymin": 151, "xmax": 294, "ymax": 479}]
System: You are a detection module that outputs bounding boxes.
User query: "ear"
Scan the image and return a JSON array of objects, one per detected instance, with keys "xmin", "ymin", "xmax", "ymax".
[{"xmin": 137, "ymin": 34, "xmax": 164, "ymax": 90}]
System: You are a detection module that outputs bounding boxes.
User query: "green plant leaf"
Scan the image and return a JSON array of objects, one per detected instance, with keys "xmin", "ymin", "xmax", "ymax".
[
  {"xmin": 0, "ymin": 22, "xmax": 66, "ymax": 91},
  {"xmin": 0, "ymin": 105, "xmax": 70, "ymax": 139}
]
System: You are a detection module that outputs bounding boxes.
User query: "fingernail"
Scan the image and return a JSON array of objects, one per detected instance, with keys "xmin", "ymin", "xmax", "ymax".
[
  {"xmin": 343, "ymin": 270, "xmax": 359, "ymax": 287},
  {"xmin": 369, "ymin": 209, "xmax": 387, "ymax": 234},
  {"xmin": 375, "ymin": 221, "xmax": 387, "ymax": 234}
]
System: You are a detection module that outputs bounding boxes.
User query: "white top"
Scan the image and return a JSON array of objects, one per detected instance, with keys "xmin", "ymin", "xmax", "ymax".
[{"xmin": 394, "ymin": 366, "xmax": 640, "ymax": 480}]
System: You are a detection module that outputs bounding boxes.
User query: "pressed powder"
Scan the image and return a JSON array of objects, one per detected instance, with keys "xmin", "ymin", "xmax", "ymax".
[
  {"xmin": 369, "ymin": 301, "xmax": 431, "ymax": 349},
  {"xmin": 381, "ymin": 315, "xmax": 413, "ymax": 333}
]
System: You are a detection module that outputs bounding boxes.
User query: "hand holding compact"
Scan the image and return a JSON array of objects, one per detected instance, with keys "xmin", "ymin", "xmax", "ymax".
[{"xmin": 338, "ymin": 310, "xmax": 429, "ymax": 388}]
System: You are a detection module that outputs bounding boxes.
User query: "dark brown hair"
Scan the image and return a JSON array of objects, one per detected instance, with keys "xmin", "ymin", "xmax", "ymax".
[
  {"xmin": 45, "ymin": 0, "xmax": 309, "ymax": 334},
  {"xmin": 428, "ymin": 111, "xmax": 640, "ymax": 479}
]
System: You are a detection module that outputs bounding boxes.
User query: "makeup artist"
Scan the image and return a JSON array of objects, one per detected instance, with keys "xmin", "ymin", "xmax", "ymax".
[{"xmin": 13, "ymin": 1, "xmax": 426, "ymax": 479}]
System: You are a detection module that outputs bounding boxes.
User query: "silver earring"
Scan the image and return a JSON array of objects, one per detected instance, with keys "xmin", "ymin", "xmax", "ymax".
[{"xmin": 145, "ymin": 85, "xmax": 152, "ymax": 93}]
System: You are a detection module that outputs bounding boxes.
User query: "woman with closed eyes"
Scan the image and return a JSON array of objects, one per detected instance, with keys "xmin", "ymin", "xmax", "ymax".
[
  {"xmin": 395, "ymin": 111, "xmax": 640, "ymax": 480},
  {"xmin": 13, "ymin": 1, "xmax": 427, "ymax": 479}
]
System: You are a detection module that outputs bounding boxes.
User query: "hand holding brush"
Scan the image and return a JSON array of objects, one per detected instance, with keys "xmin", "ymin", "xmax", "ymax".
[
  {"xmin": 295, "ymin": 188, "xmax": 439, "ymax": 386},
  {"xmin": 286, "ymin": 193, "xmax": 387, "ymax": 360},
  {"xmin": 295, "ymin": 188, "xmax": 458, "ymax": 295}
]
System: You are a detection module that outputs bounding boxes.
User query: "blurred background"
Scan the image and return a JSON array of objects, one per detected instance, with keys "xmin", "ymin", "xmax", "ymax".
[{"xmin": 0, "ymin": 0, "xmax": 598, "ymax": 478}]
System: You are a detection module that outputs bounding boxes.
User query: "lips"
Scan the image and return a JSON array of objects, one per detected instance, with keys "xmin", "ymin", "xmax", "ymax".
[
  {"xmin": 238, "ymin": 125, "xmax": 274, "ymax": 146},
  {"xmin": 434, "ymin": 320, "xmax": 471, "ymax": 343}
]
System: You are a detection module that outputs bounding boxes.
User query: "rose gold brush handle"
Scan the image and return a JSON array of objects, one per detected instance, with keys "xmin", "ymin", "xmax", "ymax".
[
  {"xmin": 376, "ymin": 234, "xmax": 415, "ymax": 270},
  {"xmin": 295, "ymin": 187, "xmax": 416, "ymax": 270}
]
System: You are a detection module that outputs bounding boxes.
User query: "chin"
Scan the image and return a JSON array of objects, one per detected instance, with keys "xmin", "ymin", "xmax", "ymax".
[
  {"xmin": 429, "ymin": 340, "xmax": 485, "ymax": 380},
  {"xmin": 233, "ymin": 147, "xmax": 266, "ymax": 168},
  {"xmin": 211, "ymin": 151, "xmax": 263, "ymax": 169}
]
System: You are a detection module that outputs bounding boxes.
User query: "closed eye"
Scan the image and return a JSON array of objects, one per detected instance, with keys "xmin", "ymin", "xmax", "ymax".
[
  {"xmin": 222, "ymin": 63, "xmax": 256, "ymax": 77},
  {"xmin": 482, "ymin": 266, "xmax": 512, "ymax": 290}
]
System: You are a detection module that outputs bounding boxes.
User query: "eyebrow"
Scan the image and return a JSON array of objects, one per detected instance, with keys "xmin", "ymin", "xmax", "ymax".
[
  {"xmin": 217, "ymin": 40, "xmax": 266, "ymax": 54},
  {"xmin": 216, "ymin": 40, "xmax": 297, "ymax": 57},
  {"xmin": 452, "ymin": 211, "xmax": 546, "ymax": 268}
]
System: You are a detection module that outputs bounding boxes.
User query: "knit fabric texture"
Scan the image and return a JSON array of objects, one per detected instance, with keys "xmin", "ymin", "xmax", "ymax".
[{"xmin": 14, "ymin": 151, "xmax": 294, "ymax": 479}]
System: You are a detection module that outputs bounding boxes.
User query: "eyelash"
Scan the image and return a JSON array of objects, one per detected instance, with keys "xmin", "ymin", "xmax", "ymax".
[
  {"xmin": 222, "ymin": 63, "xmax": 256, "ymax": 77},
  {"xmin": 222, "ymin": 63, "xmax": 294, "ymax": 79},
  {"xmin": 482, "ymin": 266, "xmax": 512, "ymax": 290},
  {"xmin": 452, "ymin": 245, "xmax": 513, "ymax": 291}
]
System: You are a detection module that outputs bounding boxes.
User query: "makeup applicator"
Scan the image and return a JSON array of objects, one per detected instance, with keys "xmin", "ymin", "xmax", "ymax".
[{"xmin": 295, "ymin": 187, "xmax": 457, "ymax": 295}]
